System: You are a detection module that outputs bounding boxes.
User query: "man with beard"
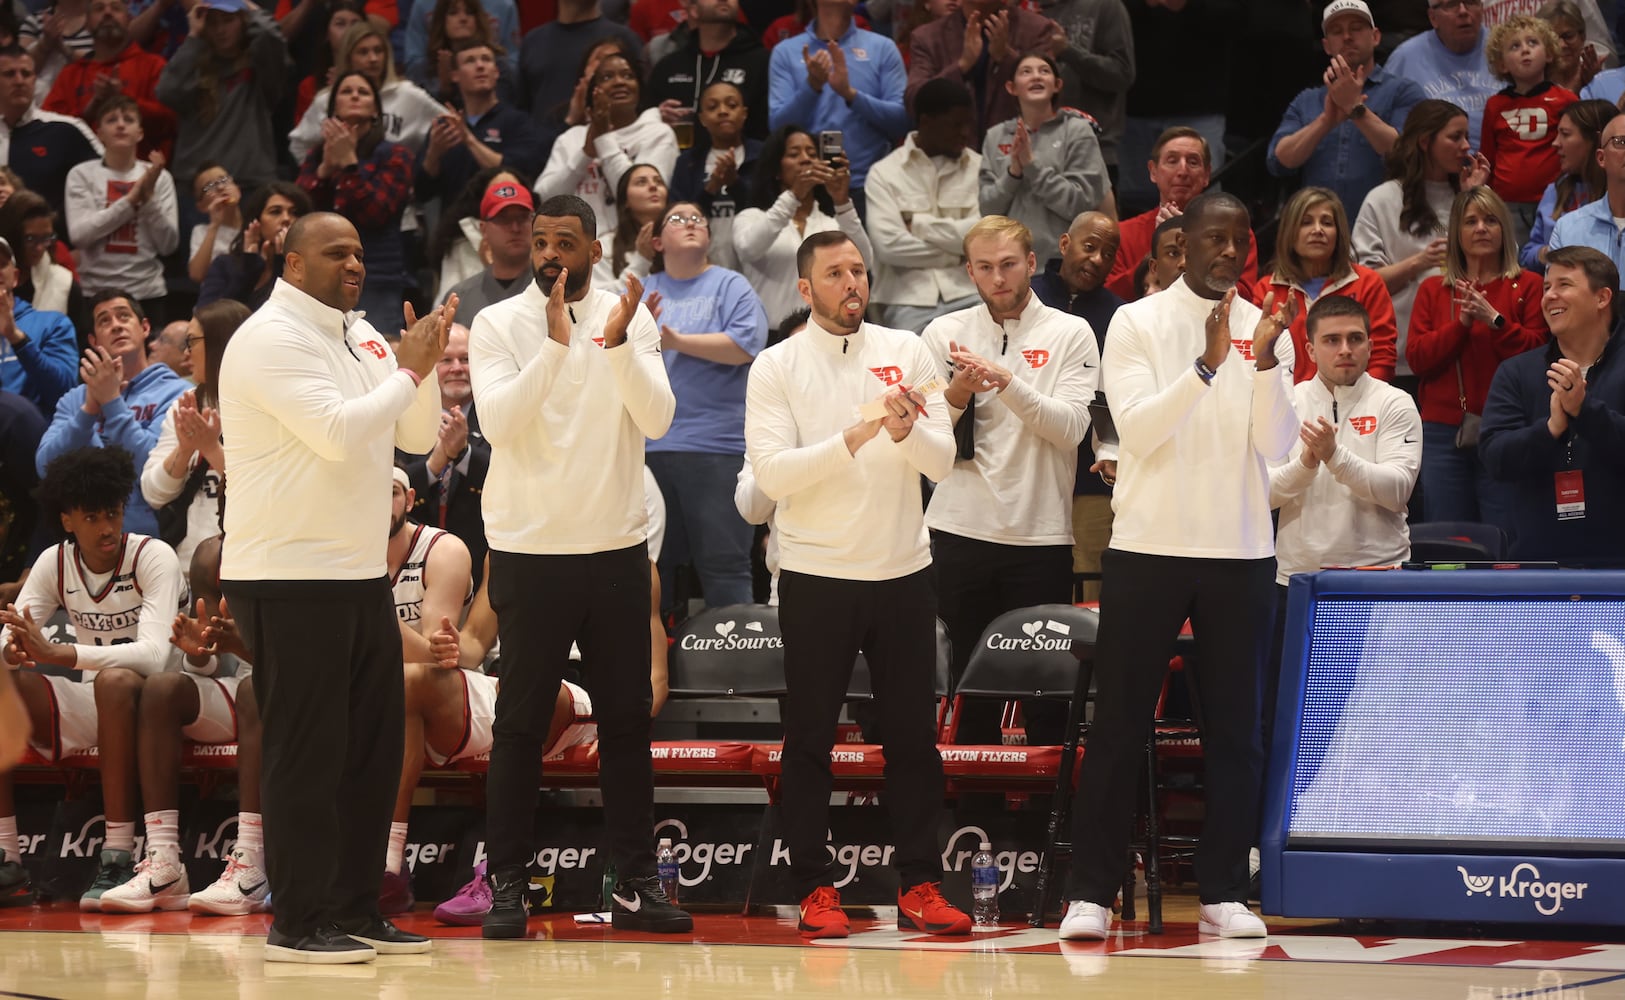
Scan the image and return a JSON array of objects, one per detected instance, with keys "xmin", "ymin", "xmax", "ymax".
[
  {"xmin": 468, "ymin": 193, "xmax": 685, "ymax": 938},
  {"xmin": 920, "ymin": 215, "xmax": 1097, "ymax": 745},
  {"xmin": 43, "ymin": 0, "xmax": 176, "ymax": 161},
  {"xmin": 402, "ymin": 324, "xmax": 491, "ymax": 586},
  {"xmin": 745, "ymin": 230, "xmax": 967, "ymax": 939},
  {"xmin": 377, "ymin": 465, "xmax": 473, "ymax": 915},
  {"xmin": 1059, "ymin": 191, "xmax": 1299, "ymax": 943},
  {"xmin": 1031, "ymin": 209, "xmax": 1122, "ymax": 601},
  {"xmin": 218, "ymin": 212, "xmax": 455, "ymax": 963}
]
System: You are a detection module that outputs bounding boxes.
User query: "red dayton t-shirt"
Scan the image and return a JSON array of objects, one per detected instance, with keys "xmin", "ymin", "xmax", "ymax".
[{"xmin": 1482, "ymin": 81, "xmax": 1578, "ymax": 205}]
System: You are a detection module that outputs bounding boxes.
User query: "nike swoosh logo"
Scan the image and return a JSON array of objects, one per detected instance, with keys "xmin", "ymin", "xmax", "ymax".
[
  {"xmin": 612, "ymin": 892, "xmax": 642, "ymax": 912},
  {"xmin": 238, "ymin": 880, "xmax": 266, "ymax": 896},
  {"xmin": 66, "ymin": 588, "xmax": 79, "ymax": 594},
  {"xmin": 903, "ymin": 905, "xmax": 924, "ymax": 920},
  {"xmin": 1082, "ymin": 362, "xmax": 1096, "ymax": 368},
  {"xmin": 1403, "ymin": 437, "xmax": 1417, "ymax": 444},
  {"xmin": 150, "ymin": 878, "xmax": 181, "ymax": 893}
]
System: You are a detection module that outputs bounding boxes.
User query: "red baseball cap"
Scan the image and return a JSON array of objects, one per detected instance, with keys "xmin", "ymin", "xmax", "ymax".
[{"xmin": 481, "ymin": 181, "xmax": 534, "ymax": 220}]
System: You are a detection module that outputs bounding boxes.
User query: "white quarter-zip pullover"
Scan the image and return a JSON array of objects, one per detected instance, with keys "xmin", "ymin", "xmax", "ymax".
[
  {"xmin": 1270, "ymin": 371, "xmax": 1422, "ymax": 583},
  {"xmin": 745, "ymin": 318, "xmax": 953, "ymax": 580},
  {"xmin": 921, "ymin": 294, "xmax": 1099, "ymax": 544},
  {"xmin": 470, "ymin": 283, "xmax": 675, "ymax": 555}
]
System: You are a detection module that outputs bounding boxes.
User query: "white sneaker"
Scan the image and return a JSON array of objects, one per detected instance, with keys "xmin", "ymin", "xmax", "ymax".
[
  {"xmin": 1058, "ymin": 900, "xmax": 1111, "ymax": 940},
  {"xmin": 190, "ymin": 848, "xmax": 271, "ymax": 916},
  {"xmin": 99, "ymin": 848, "xmax": 191, "ymax": 913},
  {"xmin": 1198, "ymin": 901, "xmax": 1267, "ymax": 938}
]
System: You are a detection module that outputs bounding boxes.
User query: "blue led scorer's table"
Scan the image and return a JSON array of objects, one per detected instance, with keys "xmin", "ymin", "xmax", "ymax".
[{"xmin": 1260, "ymin": 570, "xmax": 1625, "ymax": 926}]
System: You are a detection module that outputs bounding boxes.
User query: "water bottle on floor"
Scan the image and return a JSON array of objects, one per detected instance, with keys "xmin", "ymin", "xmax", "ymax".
[
  {"xmin": 657, "ymin": 838, "xmax": 679, "ymax": 906},
  {"xmin": 971, "ymin": 841, "xmax": 999, "ymax": 927}
]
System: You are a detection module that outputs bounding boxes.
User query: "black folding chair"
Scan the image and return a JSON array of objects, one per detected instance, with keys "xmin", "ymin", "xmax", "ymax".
[
  {"xmin": 1409, "ymin": 521, "xmax": 1509, "ymax": 561},
  {"xmin": 666, "ymin": 604, "xmax": 789, "ymax": 699}
]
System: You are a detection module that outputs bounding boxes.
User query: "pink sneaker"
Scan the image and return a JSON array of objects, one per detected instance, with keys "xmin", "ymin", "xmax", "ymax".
[{"xmin": 434, "ymin": 862, "xmax": 491, "ymax": 926}]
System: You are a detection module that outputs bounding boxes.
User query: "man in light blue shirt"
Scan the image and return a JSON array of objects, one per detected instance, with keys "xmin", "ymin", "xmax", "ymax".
[
  {"xmin": 1385, "ymin": 0, "xmax": 1497, "ymax": 150},
  {"xmin": 767, "ymin": 0, "xmax": 910, "ymax": 218},
  {"xmin": 1269, "ymin": 0, "xmax": 1425, "ymax": 217},
  {"xmin": 1548, "ymin": 114, "xmax": 1625, "ymax": 287}
]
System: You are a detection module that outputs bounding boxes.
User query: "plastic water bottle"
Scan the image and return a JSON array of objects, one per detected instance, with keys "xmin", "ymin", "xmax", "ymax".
[
  {"xmin": 971, "ymin": 841, "xmax": 999, "ymax": 927},
  {"xmin": 656, "ymin": 838, "xmax": 679, "ymax": 906}
]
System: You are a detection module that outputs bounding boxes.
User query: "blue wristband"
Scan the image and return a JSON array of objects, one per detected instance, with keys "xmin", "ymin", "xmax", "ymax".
[{"xmin": 1195, "ymin": 358, "xmax": 1216, "ymax": 385}]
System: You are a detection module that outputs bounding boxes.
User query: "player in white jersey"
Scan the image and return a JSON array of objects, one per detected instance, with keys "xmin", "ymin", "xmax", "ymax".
[
  {"xmin": 420, "ymin": 473, "xmax": 669, "ymax": 926},
  {"xmin": 0, "ymin": 447, "xmax": 184, "ymax": 911},
  {"xmin": 379, "ymin": 467, "xmax": 473, "ymax": 913}
]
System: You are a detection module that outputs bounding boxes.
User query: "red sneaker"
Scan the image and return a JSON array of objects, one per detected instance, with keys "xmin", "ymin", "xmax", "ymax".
[
  {"xmin": 897, "ymin": 881, "xmax": 971, "ymax": 935},
  {"xmin": 798, "ymin": 886, "xmax": 850, "ymax": 939}
]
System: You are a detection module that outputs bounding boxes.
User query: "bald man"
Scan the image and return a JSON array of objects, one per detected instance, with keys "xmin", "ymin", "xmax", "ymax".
[
  {"xmin": 219, "ymin": 212, "xmax": 459, "ymax": 964},
  {"xmin": 147, "ymin": 321, "xmax": 194, "ymax": 381},
  {"xmin": 1032, "ymin": 211, "xmax": 1124, "ymax": 600}
]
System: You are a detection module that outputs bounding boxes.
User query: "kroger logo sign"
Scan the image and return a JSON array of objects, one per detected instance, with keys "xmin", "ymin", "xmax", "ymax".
[{"xmin": 1456, "ymin": 863, "xmax": 1589, "ymax": 916}]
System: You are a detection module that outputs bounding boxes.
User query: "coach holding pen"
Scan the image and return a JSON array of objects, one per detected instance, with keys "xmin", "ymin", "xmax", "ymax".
[{"xmin": 218, "ymin": 212, "xmax": 458, "ymax": 964}]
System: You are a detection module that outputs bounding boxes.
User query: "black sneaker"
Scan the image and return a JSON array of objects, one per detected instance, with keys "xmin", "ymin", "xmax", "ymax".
[
  {"xmin": 610, "ymin": 874, "xmax": 693, "ymax": 933},
  {"xmin": 481, "ymin": 865, "xmax": 530, "ymax": 939},
  {"xmin": 0, "ymin": 849, "xmax": 35, "ymax": 908},
  {"xmin": 264, "ymin": 925, "xmax": 377, "ymax": 965},
  {"xmin": 332, "ymin": 915, "xmax": 430, "ymax": 955}
]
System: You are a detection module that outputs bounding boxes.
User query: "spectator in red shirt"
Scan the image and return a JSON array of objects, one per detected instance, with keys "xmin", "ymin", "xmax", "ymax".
[
  {"xmin": 1405, "ymin": 184, "xmax": 1547, "ymax": 523},
  {"xmin": 1481, "ymin": 14, "xmax": 1577, "ymax": 247},
  {"xmin": 42, "ymin": 0, "xmax": 174, "ymax": 161},
  {"xmin": 1104, "ymin": 126, "xmax": 1258, "ymax": 302},
  {"xmin": 1253, "ymin": 186, "xmax": 1398, "ymax": 385},
  {"xmin": 295, "ymin": 70, "xmax": 416, "ymax": 339}
]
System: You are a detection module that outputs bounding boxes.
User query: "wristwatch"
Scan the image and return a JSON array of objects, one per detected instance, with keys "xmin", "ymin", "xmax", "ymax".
[
  {"xmin": 1491, "ymin": 313, "xmax": 1506, "ymax": 330},
  {"xmin": 1348, "ymin": 103, "xmax": 1368, "ymax": 120}
]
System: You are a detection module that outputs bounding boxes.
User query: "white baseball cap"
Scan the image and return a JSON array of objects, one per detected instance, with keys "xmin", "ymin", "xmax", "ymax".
[{"xmin": 1323, "ymin": 0, "xmax": 1374, "ymax": 30}]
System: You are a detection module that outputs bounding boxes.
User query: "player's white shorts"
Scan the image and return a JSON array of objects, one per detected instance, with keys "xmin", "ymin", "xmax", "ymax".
[
  {"xmin": 31, "ymin": 671, "xmax": 243, "ymax": 760},
  {"xmin": 181, "ymin": 673, "xmax": 242, "ymax": 744},
  {"xmin": 427, "ymin": 672, "xmax": 595, "ymax": 766},
  {"xmin": 32, "ymin": 675, "xmax": 97, "ymax": 761}
]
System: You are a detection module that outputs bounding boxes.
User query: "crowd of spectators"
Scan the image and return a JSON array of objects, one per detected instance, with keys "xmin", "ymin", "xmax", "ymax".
[{"xmin": 3, "ymin": 0, "xmax": 1625, "ymax": 636}]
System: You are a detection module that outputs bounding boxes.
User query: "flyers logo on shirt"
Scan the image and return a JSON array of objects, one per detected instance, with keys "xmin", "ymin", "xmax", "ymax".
[
  {"xmin": 30, "ymin": 146, "xmax": 45, "ymax": 157},
  {"xmin": 1231, "ymin": 339, "xmax": 1255, "ymax": 361},
  {"xmin": 360, "ymin": 340, "xmax": 387, "ymax": 359},
  {"xmin": 104, "ymin": 180, "xmax": 140, "ymax": 255},
  {"xmin": 592, "ymin": 337, "xmax": 605, "ymax": 347},
  {"xmin": 1020, "ymin": 348, "xmax": 1050, "ymax": 369},
  {"xmin": 1350, "ymin": 416, "xmax": 1377, "ymax": 435},
  {"xmin": 1500, "ymin": 107, "xmax": 1550, "ymax": 141},
  {"xmin": 868, "ymin": 366, "xmax": 903, "ymax": 385}
]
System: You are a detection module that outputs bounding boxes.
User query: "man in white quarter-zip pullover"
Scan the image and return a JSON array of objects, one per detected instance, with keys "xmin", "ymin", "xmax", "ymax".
[
  {"xmin": 217, "ymin": 212, "xmax": 455, "ymax": 964},
  {"xmin": 920, "ymin": 215, "xmax": 1097, "ymax": 745},
  {"xmin": 744, "ymin": 230, "xmax": 969, "ymax": 941},
  {"xmin": 1059, "ymin": 191, "xmax": 1300, "ymax": 944},
  {"xmin": 1263, "ymin": 294, "xmax": 1420, "ymax": 782},
  {"xmin": 468, "ymin": 194, "xmax": 691, "ymax": 941}
]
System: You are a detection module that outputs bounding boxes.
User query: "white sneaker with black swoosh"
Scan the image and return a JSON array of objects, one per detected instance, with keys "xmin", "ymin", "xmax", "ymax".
[
  {"xmin": 190, "ymin": 848, "xmax": 272, "ymax": 916},
  {"xmin": 100, "ymin": 847, "xmax": 191, "ymax": 913}
]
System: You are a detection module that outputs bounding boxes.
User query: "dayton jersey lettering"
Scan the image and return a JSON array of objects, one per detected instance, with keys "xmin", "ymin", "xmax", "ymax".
[
  {"xmin": 56, "ymin": 534, "xmax": 159, "ymax": 647},
  {"xmin": 390, "ymin": 524, "xmax": 471, "ymax": 626}
]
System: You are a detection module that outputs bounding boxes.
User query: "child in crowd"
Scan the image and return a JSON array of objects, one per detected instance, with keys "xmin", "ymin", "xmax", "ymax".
[
  {"xmin": 186, "ymin": 163, "xmax": 242, "ymax": 285},
  {"xmin": 1481, "ymin": 15, "xmax": 1577, "ymax": 246},
  {"xmin": 64, "ymin": 95, "xmax": 179, "ymax": 323}
]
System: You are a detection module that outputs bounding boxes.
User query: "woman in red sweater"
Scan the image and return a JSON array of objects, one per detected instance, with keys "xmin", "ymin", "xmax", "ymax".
[
  {"xmin": 1406, "ymin": 185, "xmax": 1548, "ymax": 524},
  {"xmin": 1253, "ymin": 186, "xmax": 1398, "ymax": 384}
]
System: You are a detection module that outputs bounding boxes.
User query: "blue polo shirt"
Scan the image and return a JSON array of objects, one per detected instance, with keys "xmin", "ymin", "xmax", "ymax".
[
  {"xmin": 766, "ymin": 20, "xmax": 910, "ymax": 187},
  {"xmin": 1267, "ymin": 65, "xmax": 1426, "ymax": 217},
  {"xmin": 1547, "ymin": 196, "xmax": 1625, "ymax": 287}
]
